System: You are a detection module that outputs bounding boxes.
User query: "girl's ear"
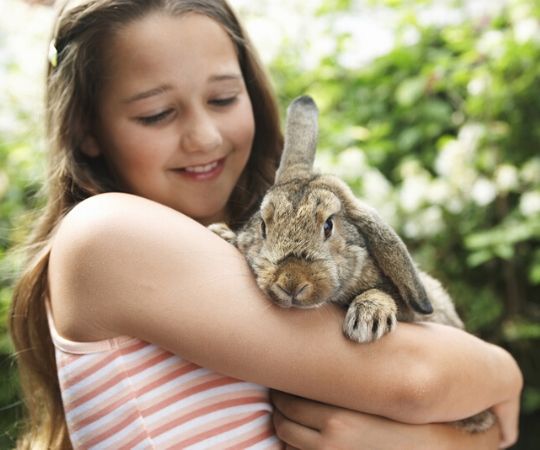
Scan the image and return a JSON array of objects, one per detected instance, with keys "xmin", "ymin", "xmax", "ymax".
[{"xmin": 80, "ymin": 135, "xmax": 102, "ymax": 158}]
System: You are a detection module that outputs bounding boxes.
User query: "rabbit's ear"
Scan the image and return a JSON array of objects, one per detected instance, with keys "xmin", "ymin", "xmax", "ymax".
[
  {"xmin": 350, "ymin": 200, "xmax": 433, "ymax": 315},
  {"xmin": 275, "ymin": 96, "xmax": 319, "ymax": 184}
]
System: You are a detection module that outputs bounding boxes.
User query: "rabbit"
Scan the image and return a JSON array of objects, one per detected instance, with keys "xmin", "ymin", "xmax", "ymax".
[{"xmin": 209, "ymin": 95, "xmax": 495, "ymax": 433}]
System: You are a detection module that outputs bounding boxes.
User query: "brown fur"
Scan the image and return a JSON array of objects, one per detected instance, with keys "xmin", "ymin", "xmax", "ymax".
[{"xmin": 209, "ymin": 95, "xmax": 495, "ymax": 433}]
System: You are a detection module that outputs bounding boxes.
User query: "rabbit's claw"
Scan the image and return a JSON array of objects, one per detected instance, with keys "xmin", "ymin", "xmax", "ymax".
[
  {"xmin": 343, "ymin": 290, "xmax": 398, "ymax": 343},
  {"xmin": 208, "ymin": 223, "xmax": 238, "ymax": 246}
]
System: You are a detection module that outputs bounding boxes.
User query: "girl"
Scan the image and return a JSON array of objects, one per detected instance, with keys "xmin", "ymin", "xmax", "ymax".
[{"xmin": 10, "ymin": 0, "xmax": 522, "ymax": 448}]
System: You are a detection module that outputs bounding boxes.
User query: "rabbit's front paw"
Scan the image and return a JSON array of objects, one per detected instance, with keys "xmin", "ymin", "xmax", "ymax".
[
  {"xmin": 343, "ymin": 290, "xmax": 397, "ymax": 343},
  {"xmin": 208, "ymin": 223, "xmax": 238, "ymax": 246}
]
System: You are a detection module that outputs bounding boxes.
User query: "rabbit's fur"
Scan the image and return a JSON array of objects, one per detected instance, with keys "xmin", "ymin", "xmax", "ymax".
[{"xmin": 209, "ymin": 95, "xmax": 494, "ymax": 432}]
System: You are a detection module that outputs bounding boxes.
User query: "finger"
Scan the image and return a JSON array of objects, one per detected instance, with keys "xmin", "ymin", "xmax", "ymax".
[
  {"xmin": 273, "ymin": 409, "xmax": 321, "ymax": 450},
  {"xmin": 493, "ymin": 398, "xmax": 520, "ymax": 448},
  {"xmin": 271, "ymin": 390, "xmax": 347, "ymax": 430}
]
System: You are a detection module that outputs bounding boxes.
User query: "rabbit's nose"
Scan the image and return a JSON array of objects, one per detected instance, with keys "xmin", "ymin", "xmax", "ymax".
[
  {"xmin": 273, "ymin": 280, "xmax": 315, "ymax": 306},
  {"xmin": 277, "ymin": 282, "xmax": 309, "ymax": 300}
]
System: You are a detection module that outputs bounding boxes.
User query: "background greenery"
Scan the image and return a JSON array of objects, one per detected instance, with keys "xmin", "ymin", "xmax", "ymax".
[{"xmin": 1, "ymin": 0, "xmax": 539, "ymax": 448}]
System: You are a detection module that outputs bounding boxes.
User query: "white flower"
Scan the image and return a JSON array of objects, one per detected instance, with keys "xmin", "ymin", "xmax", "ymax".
[
  {"xmin": 446, "ymin": 197, "xmax": 465, "ymax": 214},
  {"xmin": 314, "ymin": 150, "xmax": 335, "ymax": 173},
  {"xmin": 458, "ymin": 123, "xmax": 485, "ymax": 153},
  {"xmin": 244, "ymin": 17, "xmax": 282, "ymax": 63},
  {"xmin": 377, "ymin": 201, "xmax": 399, "ymax": 228},
  {"xmin": 417, "ymin": 5, "xmax": 463, "ymax": 27},
  {"xmin": 467, "ymin": 75, "xmax": 489, "ymax": 96},
  {"xmin": 476, "ymin": 30, "xmax": 505, "ymax": 58},
  {"xmin": 427, "ymin": 179, "xmax": 453, "ymax": 204},
  {"xmin": 401, "ymin": 26, "xmax": 420, "ymax": 46},
  {"xmin": 403, "ymin": 220, "xmax": 421, "ymax": 239},
  {"xmin": 435, "ymin": 140, "xmax": 463, "ymax": 177},
  {"xmin": 338, "ymin": 14, "xmax": 396, "ymax": 69},
  {"xmin": 435, "ymin": 139, "xmax": 477, "ymax": 190},
  {"xmin": 514, "ymin": 18, "xmax": 540, "ymax": 44},
  {"xmin": 421, "ymin": 206, "xmax": 445, "ymax": 236},
  {"xmin": 519, "ymin": 191, "xmax": 540, "ymax": 217},
  {"xmin": 402, "ymin": 206, "xmax": 444, "ymax": 239},
  {"xmin": 495, "ymin": 164, "xmax": 519, "ymax": 192},
  {"xmin": 362, "ymin": 169, "xmax": 392, "ymax": 203},
  {"xmin": 334, "ymin": 147, "xmax": 367, "ymax": 181},
  {"xmin": 399, "ymin": 174, "xmax": 431, "ymax": 213},
  {"xmin": 521, "ymin": 158, "xmax": 540, "ymax": 185},
  {"xmin": 464, "ymin": 0, "xmax": 506, "ymax": 19},
  {"xmin": 471, "ymin": 178, "xmax": 497, "ymax": 206}
]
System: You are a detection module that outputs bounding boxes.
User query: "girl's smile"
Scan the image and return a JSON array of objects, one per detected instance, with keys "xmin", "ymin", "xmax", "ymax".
[{"xmin": 171, "ymin": 157, "xmax": 225, "ymax": 181}]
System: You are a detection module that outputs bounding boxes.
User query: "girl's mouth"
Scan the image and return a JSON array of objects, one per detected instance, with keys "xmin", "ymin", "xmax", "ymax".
[{"xmin": 173, "ymin": 158, "xmax": 225, "ymax": 181}]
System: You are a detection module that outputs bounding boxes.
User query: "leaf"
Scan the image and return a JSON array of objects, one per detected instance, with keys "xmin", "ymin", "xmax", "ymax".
[
  {"xmin": 467, "ymin": 249, "xmax": 494, "ymax": 267},
  {"xmin": 395, "ymin": 76, "xmax": 426, "ymax": 107},
  {"xmin": 522, "ymin": 386, "xmax": 540, "ymax": 414},
  {"xmin": 503, "ymin": 320, "xmax": 540, "ymax": 341}
]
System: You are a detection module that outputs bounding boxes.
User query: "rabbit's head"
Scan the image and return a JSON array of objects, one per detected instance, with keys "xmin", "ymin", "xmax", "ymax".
[{"xmin": 236, "ymin": 96, "xmax": 432, "ymax": 315}]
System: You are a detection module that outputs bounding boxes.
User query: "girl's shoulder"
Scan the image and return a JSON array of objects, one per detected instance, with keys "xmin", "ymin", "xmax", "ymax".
[
  {"xmin": 48, "ymin": 193, "xmax": 202, "ymax": 342},
  {"xmin": 58, "ymin": 192, "xmax": 175, "ymax": 234},
  {"xmin": 53, "ymin": 192, "xmax": 194, "ymax": 257}
]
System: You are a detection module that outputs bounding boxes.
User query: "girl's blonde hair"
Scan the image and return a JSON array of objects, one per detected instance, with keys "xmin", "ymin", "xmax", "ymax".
[{"xmin": 9, "ymin": 1, "xmax": 282, "ymax": 447}]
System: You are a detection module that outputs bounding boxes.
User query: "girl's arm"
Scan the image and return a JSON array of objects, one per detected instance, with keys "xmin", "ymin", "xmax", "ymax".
[
  {"xmin": 271, "ymin": 391, "xmax": 505, "ymax": 450},
  {"xmin": 48, "ymin": 193, "xmax": 522, "ymax": 434}
]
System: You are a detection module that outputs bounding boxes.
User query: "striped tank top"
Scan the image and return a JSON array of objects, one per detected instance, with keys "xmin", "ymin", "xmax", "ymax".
[{"xmin": 47, "ymin": 308, "xmax": 282, "ymax": 449}]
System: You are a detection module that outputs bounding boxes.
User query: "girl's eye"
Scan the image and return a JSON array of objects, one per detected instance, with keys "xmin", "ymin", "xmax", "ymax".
[
  {"xmin": 323, "ymin": 217, "xmax": 333, "ymax": 240},
  {"xmin": 210, "ymin": 96, "xmax": 238, "ymax": 107},
  {"xmin": 261, "ymin": 219, "xmax": 267, "ymax": 239},
  {"xmin": 137, "ymin": 110, "xmax": 173, "ymax": 125}
]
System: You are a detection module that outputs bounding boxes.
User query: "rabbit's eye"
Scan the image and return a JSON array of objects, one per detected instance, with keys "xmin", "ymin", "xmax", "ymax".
[
  {"xmin": 261, "ymin": 220, "xmax": 267, "ymax": 239},
  {"xmin": 323, "ymin": 217, "xmax": 333, "ymax": 239}
]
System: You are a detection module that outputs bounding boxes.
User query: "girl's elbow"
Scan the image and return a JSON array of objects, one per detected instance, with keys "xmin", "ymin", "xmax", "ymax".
[{"xmin": 391, "ymin": 361, "xmax": 442, "ymax": 424}]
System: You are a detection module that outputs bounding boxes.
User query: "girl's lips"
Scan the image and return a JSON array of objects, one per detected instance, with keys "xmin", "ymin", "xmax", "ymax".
[{"xmin": 172, "ymin": 158, "xmax": 225, "ymax": 181}]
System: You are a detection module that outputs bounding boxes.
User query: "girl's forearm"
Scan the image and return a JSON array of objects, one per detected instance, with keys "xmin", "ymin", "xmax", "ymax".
[{"xmin": 271, "ymin": 390, "xmax": 505, "ymax": 450}]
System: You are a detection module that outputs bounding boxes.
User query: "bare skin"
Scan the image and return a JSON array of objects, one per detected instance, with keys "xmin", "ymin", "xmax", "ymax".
[
  {"xmin": 48, "ymin": 192, "xmax": 522, "ymax": 447},
  {"xmin": 271, "ymin": 391, "xmax": 502, "ymax": 450}
]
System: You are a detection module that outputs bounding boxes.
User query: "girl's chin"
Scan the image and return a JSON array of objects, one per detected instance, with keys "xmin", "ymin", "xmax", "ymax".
[{"xmin": 182, "ymin": 205, "xmax": 228, "ymax": 226}]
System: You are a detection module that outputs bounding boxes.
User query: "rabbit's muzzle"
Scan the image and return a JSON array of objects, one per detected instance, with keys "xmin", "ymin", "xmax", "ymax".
[{"xmin": 261, "ymin": 256, "xmax": 337, "ymax": 308}]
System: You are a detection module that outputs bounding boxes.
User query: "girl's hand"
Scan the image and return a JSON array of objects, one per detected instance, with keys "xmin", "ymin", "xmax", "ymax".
[{"xmin": 271, "ymin": 391, "xmax": 504, "ymax": 450}]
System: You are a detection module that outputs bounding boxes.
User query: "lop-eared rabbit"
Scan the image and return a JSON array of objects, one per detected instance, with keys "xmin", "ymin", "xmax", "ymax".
[{"xmin": 210, "ymin": 96, "xmax": 494, "ymax": 432}]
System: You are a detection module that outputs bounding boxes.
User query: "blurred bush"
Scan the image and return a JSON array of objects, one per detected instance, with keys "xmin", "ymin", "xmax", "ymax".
[
  {"xmin": 1, "ymin": 0, "xmax": 539, "ymax": 448},
  {"xmin": 0, "ymin": 2, "xmax": 50, "ymax": 446}
]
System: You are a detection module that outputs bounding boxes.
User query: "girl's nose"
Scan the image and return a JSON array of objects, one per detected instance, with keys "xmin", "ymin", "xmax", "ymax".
[{"xmin": 180, "ymin": 111, "xmax": 222, "ymax": 153}]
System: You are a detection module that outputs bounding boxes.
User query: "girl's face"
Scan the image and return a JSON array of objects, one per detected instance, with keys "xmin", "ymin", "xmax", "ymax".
[{"xmin": 87, "ymin": 13, "xmax": 255, "ymax": 224}]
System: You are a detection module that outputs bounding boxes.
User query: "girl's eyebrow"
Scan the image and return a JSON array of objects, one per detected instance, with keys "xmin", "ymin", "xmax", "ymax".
[
  {"xmin": 208, "ymin": 73, "xmax": 242, "ymax": 83},
  {"xmin": 123, "ymin": 74, "xmax": 243, "ymax": 104},
  {"xmin": 123, "ymin": 84, "xmax": 173, "ymax": 104}
]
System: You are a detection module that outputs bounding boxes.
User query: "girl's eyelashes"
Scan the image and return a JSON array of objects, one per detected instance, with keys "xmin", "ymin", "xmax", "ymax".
[
  {"xmin": 209, "ymin": 96, "xmax": 238, "ymax": 107},
  {"xmin": 136, "ymin": 109, "xmax": 174, "ymax": 125},
  {"xmin": 135, "ymin": 95, "xmax": 238, "ymax": 125}
]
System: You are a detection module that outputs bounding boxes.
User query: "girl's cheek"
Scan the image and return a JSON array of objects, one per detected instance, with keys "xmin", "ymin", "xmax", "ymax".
[{"xmin": 232, "ymin": 100, "xmax": 255, "ymax": 145}]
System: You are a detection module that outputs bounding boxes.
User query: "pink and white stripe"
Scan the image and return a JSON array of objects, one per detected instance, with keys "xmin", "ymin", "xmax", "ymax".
[{"xmin": 48, "ymin": 311, "xmax": 281, "ymax": 449}]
